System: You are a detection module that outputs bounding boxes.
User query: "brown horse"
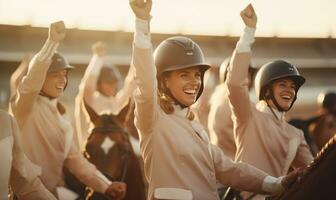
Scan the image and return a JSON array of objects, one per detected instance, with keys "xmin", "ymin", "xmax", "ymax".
[
  {"xmin": 308, "ymin": 113, "xmax": 336, "ymax": 154},
  {"xmin": 270, "ymin": 134, "xmax": 336, "ymax": 200},
  {"xmin": 65, "ymin": 102, "xmax": 146, "ymax": 200}
]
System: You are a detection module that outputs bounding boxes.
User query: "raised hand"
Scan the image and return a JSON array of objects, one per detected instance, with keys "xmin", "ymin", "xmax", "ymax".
[
  {"xmin": 105, "ymin": 182, "xmax": 127, "ymax": 200},
  {"xmin": 240, "ymin": 4, "xmax": 257, "ymax": 28},
  {"xmin": 48, "ymin": 21, "xmax": 66, "ymax": 43},
  {"xmin": 92, "ymin": 41, "xmax": 107, "ymax": 57},
  {"xmin": 129, "ymin": 0, "xmax": 152, "ymax": 20}
]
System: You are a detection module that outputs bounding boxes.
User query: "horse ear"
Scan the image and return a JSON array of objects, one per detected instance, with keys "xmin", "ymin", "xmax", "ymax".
[
  {"xmin": 84, "ymin": 101, "xmax": 99, "ymax": 124},
  {"xmin": 109, "ymin": 114, "xmax": 124, "ymax": 130},
  {"xmin": 114, "ymin": 100, "xmax": 134, "ymax": 126}
]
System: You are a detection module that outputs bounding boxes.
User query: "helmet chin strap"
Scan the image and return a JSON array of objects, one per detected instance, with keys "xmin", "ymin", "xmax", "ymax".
[
  {"xmin": 264, "ymin": 88, "xmax": 287, "ymax": 120},
  {"xmin": 265, "ymin": 99, "xmax": 280, "ymax": 120},
  {"xmin": 267, "ymin": 87, "xmax": 297, "ymax": 111},
  {"xmin": 270, "ymin": 93, "xmax": 286, "ymax": 112}
]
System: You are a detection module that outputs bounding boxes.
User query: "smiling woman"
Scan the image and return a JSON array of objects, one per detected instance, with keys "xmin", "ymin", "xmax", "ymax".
[
  {"xmin": 41, "ymin": 69, "xmax": 68, "ymax": 98},
  {"xmin": 0, "ymin": 0, "xmax": 335, "ymax": 37},
  {"xmin": 224, "ymin": 4, "xmax": 313, "ymax": 199},
  {"xmin": 39, "ymin": 53, "xmax": 74, "ymax": 98},
  {"xmin": 10, "ymin": 20, "xmax": 127, "ymax": 199},
  {"xmin": 127, "ymin": 1, "xmax": 301, "ymax": 200},
  {"xmin": 164, "ymin": 67, "xmax": 202, "ymax": 107},
  {"xmin": 269, "ymin": 78, "xmax": 297, "ymax": 111}
]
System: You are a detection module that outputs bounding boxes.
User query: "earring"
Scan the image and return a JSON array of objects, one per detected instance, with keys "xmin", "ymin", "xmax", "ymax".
[{"xmin": 161, "ymin": 93, "xmax": 169, "ymax": 101}]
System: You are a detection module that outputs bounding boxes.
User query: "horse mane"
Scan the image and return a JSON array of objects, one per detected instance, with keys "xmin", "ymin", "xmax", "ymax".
[
  {"xmin": 303, "ymin": 134, "xmax": 336, "ymax": 175},
  {"xmin": 273, "ymin": 134, "xmax": 336, "ymax": 200}
]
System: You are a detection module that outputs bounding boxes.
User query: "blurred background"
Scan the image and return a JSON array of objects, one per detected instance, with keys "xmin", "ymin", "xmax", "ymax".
[{"xmin": 0, "ymin": 0, "xmax": 335, "ymax": 120}]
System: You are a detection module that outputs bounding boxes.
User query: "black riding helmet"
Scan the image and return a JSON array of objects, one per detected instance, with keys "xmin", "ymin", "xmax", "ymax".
[
  {"xmin": 318, "ymin": 91, "xmax": 336, "ymax": 112},
  {"xmin": 254, "ymin": 60, "xmax": 305, "ymax": 111},
  {"xmin": 48, "ymin": 52, "xmax": 74, "ymax": 73},
  {"xmin": 154, "ymin": 36, "xmax": 211, "ymax": 102}
]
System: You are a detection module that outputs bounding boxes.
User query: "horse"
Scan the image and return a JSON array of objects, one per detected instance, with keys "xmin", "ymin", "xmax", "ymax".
[
  {"xmin": 65, "ymin": 101, "xmax": 146, "ymax": 200},
  {"xmin": 222, "ymin": 134, "xmax": 336, "ymax": 200},
  {"xmin": 290, "ymin": 112, "xmax": 336, "ymax": 156},
  {"xmin": 270, "ymin": 134, "xmax": 336, "ymax": 200}
]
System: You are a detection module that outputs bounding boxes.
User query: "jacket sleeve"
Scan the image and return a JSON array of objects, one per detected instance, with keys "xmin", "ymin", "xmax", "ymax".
[
  {"xmin": 64, "ymin": 144, "xmax": 111, "ymax": 194},
  {"xmin": 11, "ymin": 40, "xmax": 58, "ymax": 128},
  {"xmin": 226, "ymin": 27, "xmax": 255, "ymax": 138},
  {"xmin": 108, "ymin": 65, "xmax": 136, "ymax": 114},
  {"xmin": 74, "ymin": 55, "xmax": 104, "ymax": 148},
  {"xmin": 82, "ymin": 54, "xmax": 109, "ymax": 114},
  {"xmin": 9, "ymin": 56, "xmax": 29, "ymax": 101},
  {"xmin": 132, "ymin": 18, "xmax": 159, "ymax": 137},
  {"xmin": 132, "ymin": 46, "xmax": 159, "ymax": 136},
  {"xmin": 211, "ymin": 144, "xmax": 267, "ymax": 193},
  {"xmin": 82, "ymin": 54, "xmax": 104, "ymax": 107},
  {"xmin": 10, "ymin": 114, "xmax": 57, "ymax": 200},
  {"xmin": 292, "ymin": 130, "xmax": 314, "ymax": 168}
]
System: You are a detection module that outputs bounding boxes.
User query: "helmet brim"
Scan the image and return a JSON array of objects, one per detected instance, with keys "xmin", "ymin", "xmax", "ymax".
[
  {"xmin": 48, "ymin": 64, "xmax": 75, "ymax": 73},
  {"xmin": 159, "ymin": 63, "xmax": 211, "ymax": 75},
  {"xmin": 270, "ymin": 74, "xmax": 305, "ymax": 89}
]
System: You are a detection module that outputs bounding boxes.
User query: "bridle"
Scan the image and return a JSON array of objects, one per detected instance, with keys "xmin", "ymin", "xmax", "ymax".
[{"xmin": 88, "ymin": 127, "xmax": 131, "ymax": 182}]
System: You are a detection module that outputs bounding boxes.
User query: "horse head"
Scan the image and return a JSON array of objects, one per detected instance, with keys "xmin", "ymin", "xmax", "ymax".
[
  {"xmin": 84, "ymin": 102, "xmax": 132, "ymax": 182},
  {"xmin": 72, "ymin": 101, "xmax": 146, "ymax": 200}
]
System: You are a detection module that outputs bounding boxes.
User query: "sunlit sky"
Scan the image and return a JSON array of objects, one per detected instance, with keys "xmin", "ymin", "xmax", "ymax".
[{"xmin": 0, "ymin": 0, "xmax": 335, "ymax": 38}]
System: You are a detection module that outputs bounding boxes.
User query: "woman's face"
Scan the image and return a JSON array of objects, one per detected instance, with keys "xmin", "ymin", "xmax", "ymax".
[
  {"xmin": 42, "ymin": 69, "xmax": 67, "ymax": 98},
  {"xmin": 268, "ymin": 78, "xmax": 296, "ymax": 110},
  {"xmin": 98, "ymin": 80, "xmax": 118, "ymax": 97},
  {"xmin": 164, "ymin": 66, "xmax": 202, "ymax": 107}
]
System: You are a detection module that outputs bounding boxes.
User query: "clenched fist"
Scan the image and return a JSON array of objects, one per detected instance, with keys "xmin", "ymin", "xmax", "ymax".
[
  {"xmin": 281, "ymin": 168, "xmax": 302, "ymax": 188},
  {"xmin": 92, "ymin": 41, "xmax": 107, "ymax": 57},
  {"xmin": 240, "ymin": 4, "xmax": 257, "ymax": 28},
  {"xmin": 48, "ymin": 21, "xmax": 66, "ymax": 43},
  {"xmin": 105, "ymin": 182, "xmax": 127, "ymax": 200},
  {"xmin": 129, "ymin": 0, "xmax": 152, "ymax": 20}
]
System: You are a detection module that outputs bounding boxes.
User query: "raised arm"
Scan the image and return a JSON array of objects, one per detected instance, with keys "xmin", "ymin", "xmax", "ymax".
[
  {"xmin": 226, "ymin": 4, "xmax": 256, "ymax": 125},
  {"xmin": 11, "ymin": 21, "xmax": 65, "ymax": 128},
  {"xmin": 9, "ymin": 56, "xmax": 30, "ymax": 101},
  {"xmin": 110, "ymin": 65, "xmax": 136, "ymax": 114},
  {"xmin": 82, "ymin": 41, "xmax": 107, "ymax": 101},
  {"xmin": 129, "ymin": 0, "xmax": 158, "ymax": 136},
  {"xmin": 81, "ymin": 41, "xmax": 106, "ymax": 111}
]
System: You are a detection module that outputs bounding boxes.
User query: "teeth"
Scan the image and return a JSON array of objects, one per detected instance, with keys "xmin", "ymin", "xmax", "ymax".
[
  {"xmin": 281, "ymin": 95, "xmax": 291, "ymax": 100},
  {"xmin": 184, "ymin": 89, "xmax": 196, "ymax": 95}
]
